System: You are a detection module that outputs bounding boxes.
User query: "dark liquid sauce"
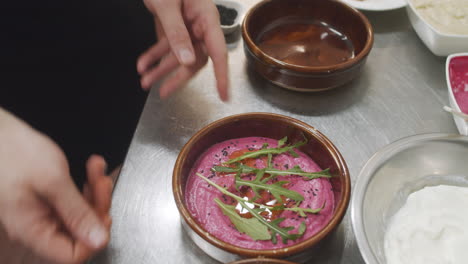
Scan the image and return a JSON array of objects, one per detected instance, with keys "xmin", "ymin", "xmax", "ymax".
[{"xmin": 257, "ymin": 18, "xmax": 355, "ymax": 67}]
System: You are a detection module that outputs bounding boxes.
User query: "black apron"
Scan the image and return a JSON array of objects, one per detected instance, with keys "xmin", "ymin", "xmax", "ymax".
[{"xmin": 0, "ymin": 0, "xmax": 155, "ymax": 188}]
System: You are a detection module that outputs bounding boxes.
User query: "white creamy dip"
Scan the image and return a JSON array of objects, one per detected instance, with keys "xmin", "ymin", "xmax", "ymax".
[
  {"xmin": 411, "ymin": 0, "xmax": 468, "ymax": 35},
  {"xmin": 385, "ymin": 185, "xmax": 468, "ymax": 264}
]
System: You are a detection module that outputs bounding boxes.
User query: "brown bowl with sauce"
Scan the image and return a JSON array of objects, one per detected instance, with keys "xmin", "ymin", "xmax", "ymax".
[
  {"xmin": 173, "ymin": 113, "xmax": 350, "ymax": 263},
  {"xmin": 242, "ymin": 0, "xmax": 373, "ymax": 91}
]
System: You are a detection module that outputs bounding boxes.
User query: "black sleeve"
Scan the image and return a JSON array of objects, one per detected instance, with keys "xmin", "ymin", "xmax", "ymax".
[{"xmin": 0, "ymin": 0, "xmax": 155, "ymax": 188}]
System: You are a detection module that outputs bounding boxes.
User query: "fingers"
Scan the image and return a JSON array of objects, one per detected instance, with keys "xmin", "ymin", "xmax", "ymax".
[
  {"xmin": 140, "ymin": 53, "xmax": 179, "ymax": 90},
  {"xmin": 28, "ymin": 217, "xmax": 92, "ymax": 264},
  {"xmin": 41, "ymin": 175, "xmax": 109, "ymax": 250},
  {"xmin": 86, "ymin": 155, "xmax": 113, "ymax": 217},
  {"xmin": 85, "ymin": 155, "xmax": 105, "ymax": 188},
  {"xmin": 93, "ymin": 177, "xmax": 113, "ymax": 218},
  {"xmin": 150, "ymin": 0, "xmax": 195, "ymax": 65},
  {"xmin": 186, "ymin": 0, "xmax": 229, "ymax": 101},
  {"xmin": 159, "ymin": 49, "xmax": 208, "ymax": 99},
  {"xmin": 139, "ymin": 0, "xmax": 229, "ymax": 100},
  {"xmin": 83, "ymin": 183, "xmax": 92, "ymax": 204},
  {"xmin": 202, "ymin": 16, "xmax": 229, "ymax": 101},
  {"xmin": 6, "ymin": 192, "xmax": 93, "ymax": 264},
  {"xmin": 136, "ymin": 38, "xmax": 170, "ymax": 75}
]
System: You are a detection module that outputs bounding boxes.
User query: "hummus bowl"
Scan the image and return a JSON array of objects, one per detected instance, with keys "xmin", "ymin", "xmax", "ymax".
[{"xmin": 173, "ymin": 113, "xmax": 350, "ymax": 262}]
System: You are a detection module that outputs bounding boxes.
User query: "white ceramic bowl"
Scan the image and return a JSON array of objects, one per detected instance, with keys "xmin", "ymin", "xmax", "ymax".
[
  {"xmin": 406, "ymin": 0, "xmax": 468, "ymax": 56},
  {"xmin": 339, "ymin": 0, "xmax": 406, "ymax": 12},
  {"xmin": 214, "ymin": 0, "xmax": 244, "ymax": 35},
  {"xmin": 351, "ymin": 133, "xmax": 468, "ymax": 263},
  {"xmin": 446, "ymin": 53, "xmax": 468, "ymax": 136}
]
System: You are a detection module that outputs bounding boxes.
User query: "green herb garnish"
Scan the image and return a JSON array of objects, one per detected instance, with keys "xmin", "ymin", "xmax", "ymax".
[
  {"xmin": 277, "ymin": 136, "xmax": 288, "ymax": 147},
  {"xmin": 198, "ymin": 173, "xmax": 308, "ymax": 244},
  {"xmin": 224, "ymin": 137, "xmax": 307, "ymax": 164},
  {"xmin": 212, "ymin": 164, "xmax": 332, "ymax": 181},
  {"xmin": 288, "ymin": 150, "xmax": 299, "ymax": 158},
  {"xmin": 280, "ymin": 201, "xmax": 326, "ymax": 217},
  {"xmin": 236, "ymin": 169, "xmax": 303, "ymax": 203},
  {"xmin": 214, "ymin": 198, "xmax": 271, "ymax": 240}
]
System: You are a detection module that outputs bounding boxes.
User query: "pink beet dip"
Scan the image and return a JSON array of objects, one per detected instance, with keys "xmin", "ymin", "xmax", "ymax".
[
  {"xmin": 184, "ymin": 137, "xmax": 335, "ymax": 250},
  {"xmin": 449, "ymin": 56, "xmax": 468, "ymax": 114}
]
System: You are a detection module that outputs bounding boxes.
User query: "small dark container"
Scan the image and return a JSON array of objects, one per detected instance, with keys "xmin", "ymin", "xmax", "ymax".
[
  {"xmin": 215, "ymin": 0, "xmax": 244, "ymax": 35},
  {"xmin": 217, "ymin": 4, "xmax": 238, "ymax": 26}
]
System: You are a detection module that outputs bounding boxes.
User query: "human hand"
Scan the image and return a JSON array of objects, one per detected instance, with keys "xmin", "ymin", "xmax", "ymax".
[
  {"xmin": 0, "ymin": 109, "xmax": 112, "ymax": 264},
  {"xmin": 137, "ymin": 0, "xmax": 229, "ymax": 101}
]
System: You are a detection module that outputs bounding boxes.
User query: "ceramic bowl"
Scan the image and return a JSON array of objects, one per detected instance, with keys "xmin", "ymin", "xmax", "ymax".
[
  {"xmin": 229, "ymin": 258, "xmax": 297, "ymax": 264},
  {"xmin": 340, "ymin": 0, "xmax": 406, "ymax": 11},
  {"xmin": 351, "ymin": 133, "xmax": 468, "ymax": 263},
  {"xmin": 406, "ymin": 0, "xmax": 468, "ymax": 56},
  {"xmin": 242, "ymin": 0, "xmax": 373, "ymax": 92},
  {"xmin": 446, "ymin": 53, "xmax": 468, "ymax": 136},
  {"xmin": 173, "ymin": 113, "xmax": 350, "ymax": 263}
]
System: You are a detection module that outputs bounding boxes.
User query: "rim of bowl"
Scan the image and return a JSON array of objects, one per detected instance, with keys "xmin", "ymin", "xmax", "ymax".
[
  {"xmin": 229, "ymin": 258, "xmax": 298, "ymax": 264},
  {"xmin": 406, "ymin": 0, "xmax": 468, "ymax": 38},
  {"xmin": 350, "ymin": 133, "xmax": 466, "ymax": 264},
  {"xmin": 241, "ymin": 0, "xmax": 374, "ymax": 74},
  {"xmin": 342, "ymin": 0, "xmax": 406, "ymax": 12},
  {"xmin": 173, "ymin": 112, "xmax": 351, "ymax": 258}
]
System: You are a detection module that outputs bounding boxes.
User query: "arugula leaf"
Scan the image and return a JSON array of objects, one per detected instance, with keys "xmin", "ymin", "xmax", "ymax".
[
  {"xmin": 268, "ymin": 218, "xmax": 306, "ymax": 244},
  {"xmin": 237, "ymin": 199, "xmax": 306, "ymax": 245},
  {"xmin": 283, "ymin": 166, "xmax": 332, "ymax": 180},
  {"xmin": 267, "ymin": 153, "xmax": 273, "ymax": 168},
  {"xmin": 212, "ymin": 165, "xmax": 332, "ymax": 180},
  {"xmin": 197, "ymin": 173, "xmax": 307, "ymax": 244},
  {"xmin": 214, "ymin": 198, "xmax": 271, "ymax": 240},
  {"xmin": 288, "ymin": 150, "xmax": 299, "ymax": 158},
  {"xmin": 277, "ymin": 136, "xmax": 288, "ymax": 147},
  {"xmin": 291, "ymin": 201, "xmax": 325, "ymax": 217},
  {"xmin": 272, "ymin": 203, "xmax": 324, "ymax": 217},
  {"xmin": 202, "ymin": 169, "xmax": 324, "ymax": 216},
  {"xmin": 224, "ymin": 139, "xmax": 307, "ymax": 164},
  {"xmin": 212, "ymin": 166, "xmax": 242, "ymax": 173},
  {"xmin": 236, "ymin": 169, "xmax": 304, "ymax": 203}
]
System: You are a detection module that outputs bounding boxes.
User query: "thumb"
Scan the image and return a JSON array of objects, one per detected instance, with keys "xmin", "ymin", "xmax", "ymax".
[{"xmin": 41, "ymin": 176, "xmax": 109, "ymax": 250}]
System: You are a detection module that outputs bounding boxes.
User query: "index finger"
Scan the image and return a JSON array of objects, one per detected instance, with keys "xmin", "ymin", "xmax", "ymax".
[
  {"xmin": 150, "ymin": 0, "xmax": 196, "ymax": 66},
  {"xmin": 202, "ymin": 16, "xmax": 229, "ymax": 101},
  {"xmin": 86, "ymin": 155, "xmax": 113, "ymax": 216}
]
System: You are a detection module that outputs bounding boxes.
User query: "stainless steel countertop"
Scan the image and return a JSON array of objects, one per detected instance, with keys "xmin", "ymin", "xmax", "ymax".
[{"xmin": 91, "ymin": 3, "xmax": 458, "ymax": 264}]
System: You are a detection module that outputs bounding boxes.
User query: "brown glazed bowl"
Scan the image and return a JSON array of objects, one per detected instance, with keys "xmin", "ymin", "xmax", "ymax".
[
  {"xmin": 173, "ymin": 113, "xmax": 350, "ymax": 263},
  {"xmin": 229, "ymin": 258, "xmax": 298, "ymax": 264},
  {"xmin": 242, "ymin": 0, "xmax": 373, "ymax": 92}
]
